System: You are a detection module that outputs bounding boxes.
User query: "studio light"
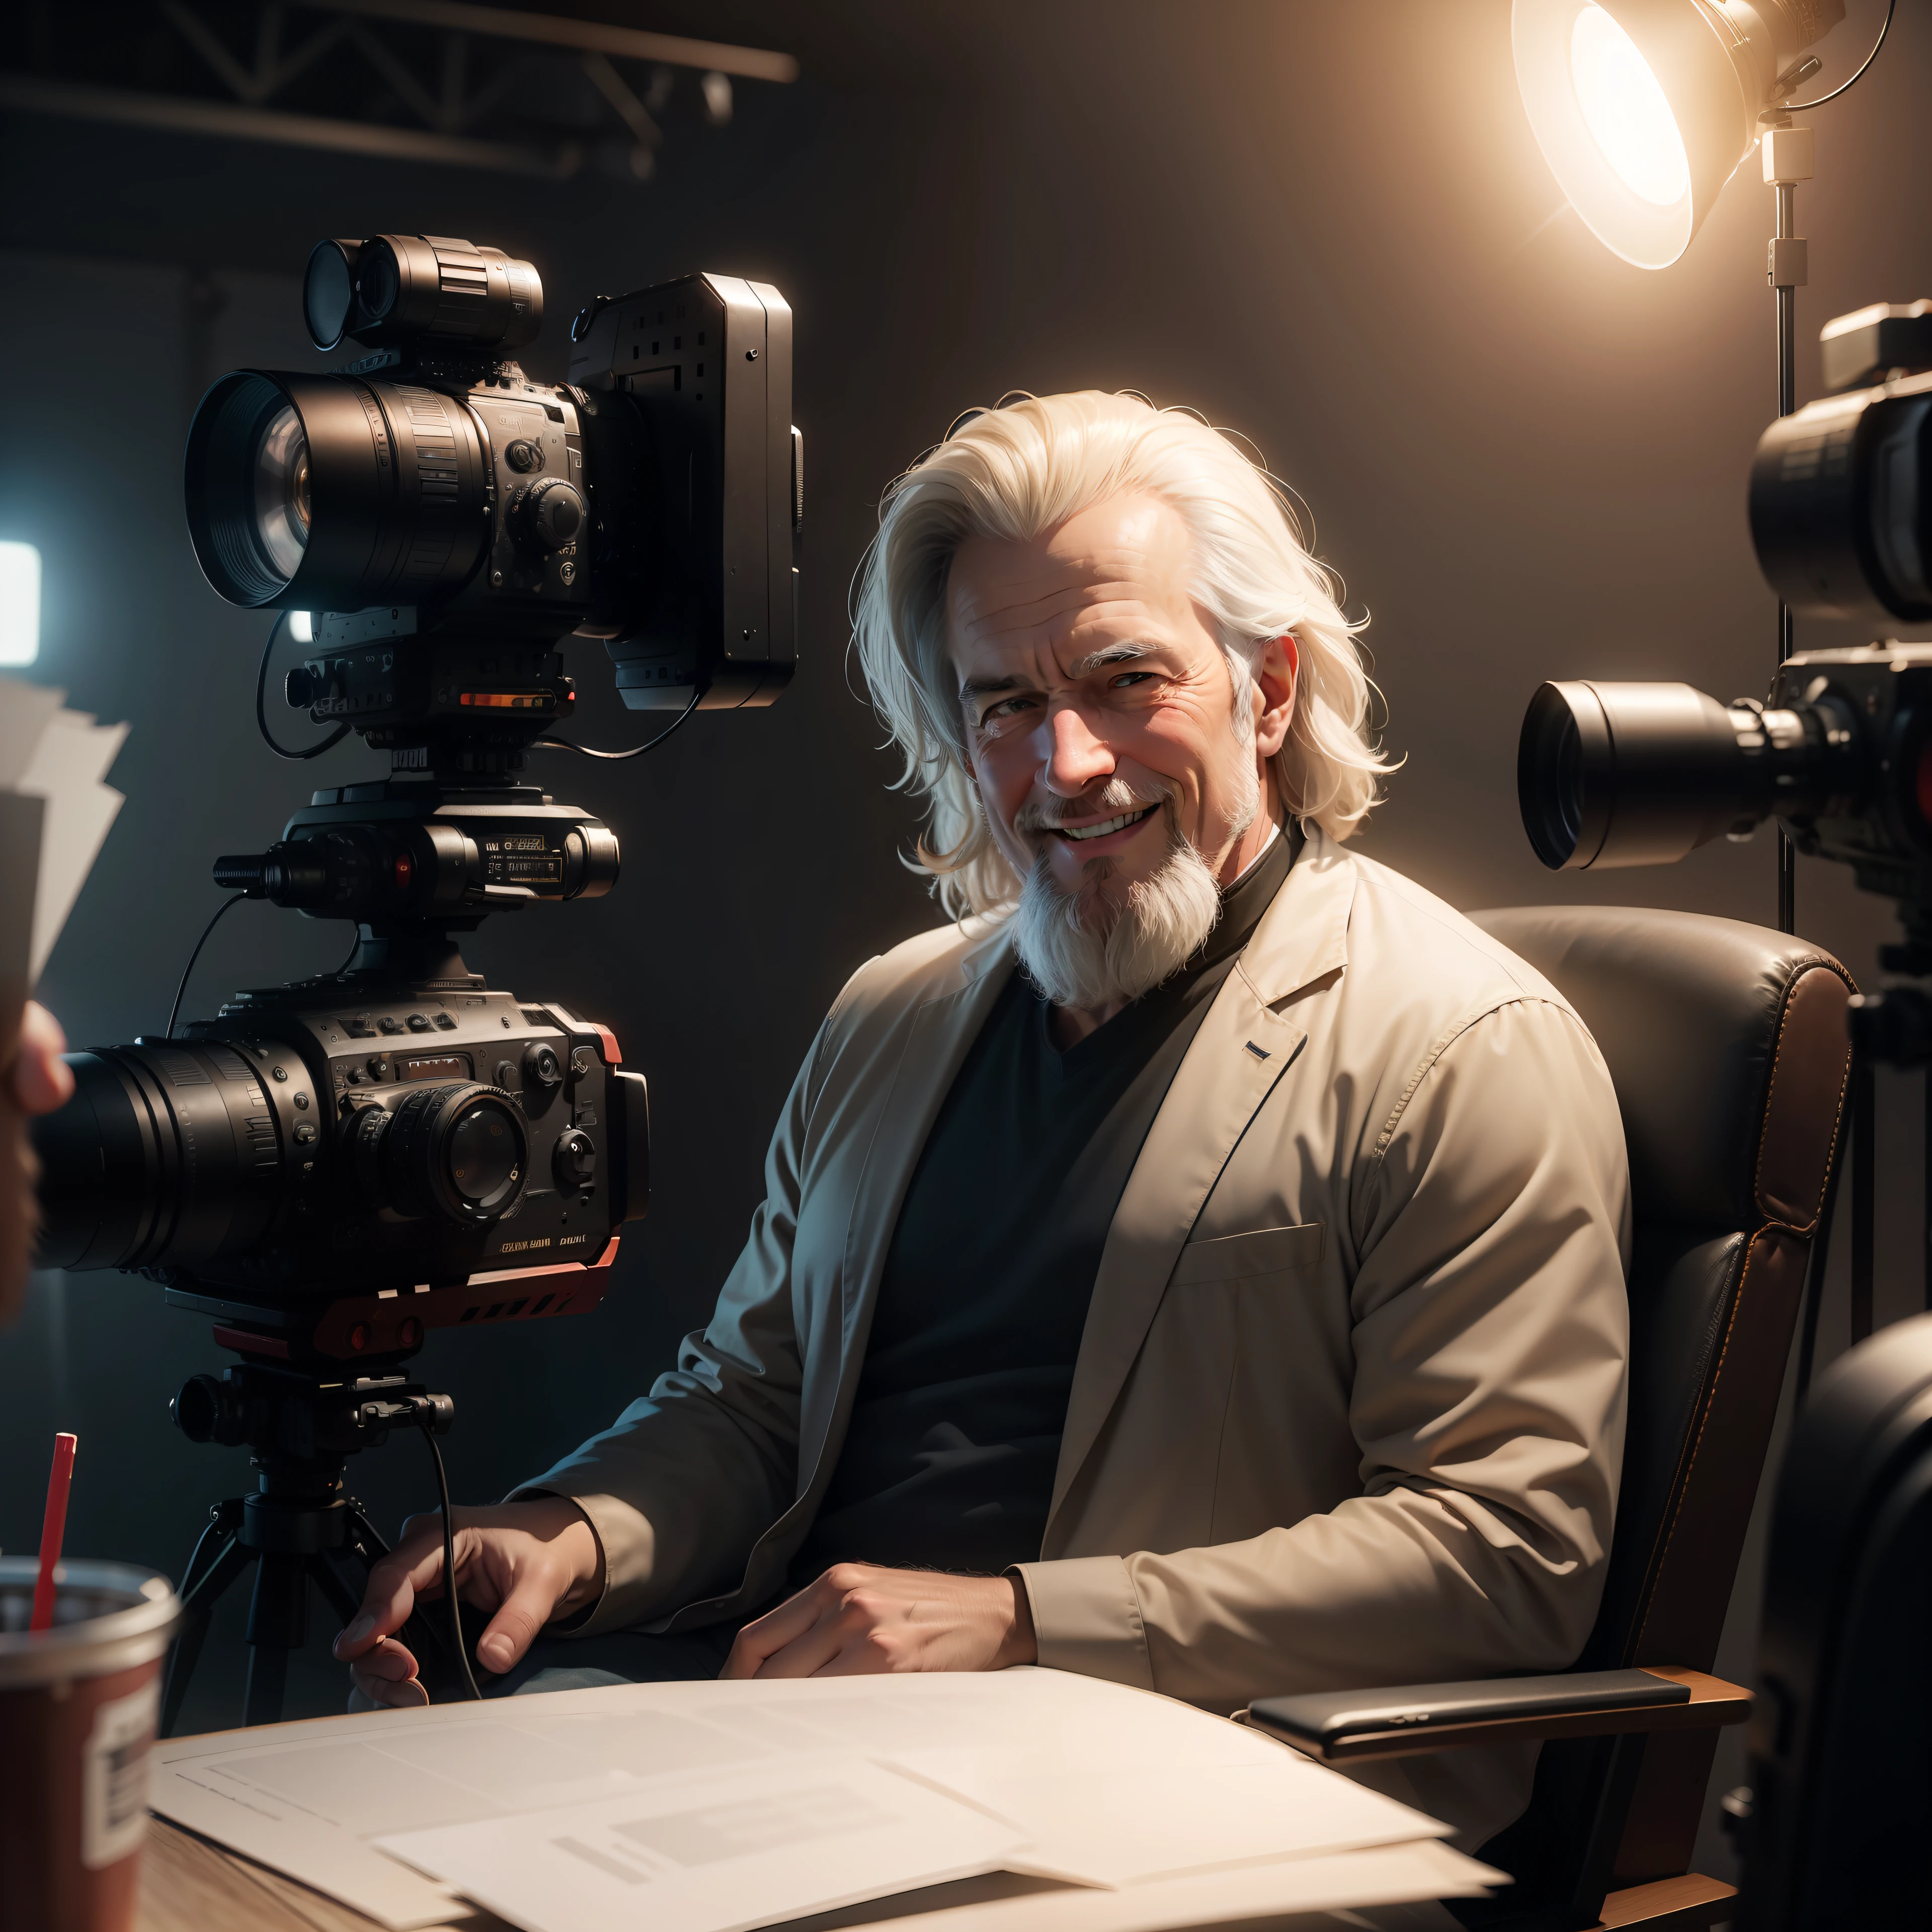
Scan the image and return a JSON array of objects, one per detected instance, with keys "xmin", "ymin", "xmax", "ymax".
[
  {"xmin": 1510, "ymin": 0, "xmax": 1894, "ymax": 934},
  {"xmin": 0, "ymin": 540, "xmax": 41, "ymax": 667},
  {"xmin": 1512, "ymin": 0, "xmax": 1841, "ymax": 271}
]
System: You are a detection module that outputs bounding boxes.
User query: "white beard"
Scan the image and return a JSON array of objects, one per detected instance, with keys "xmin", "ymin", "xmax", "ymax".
[{"xmin": 1012, "ymin": 761, "xmax": 1260, "ymax": 1013}]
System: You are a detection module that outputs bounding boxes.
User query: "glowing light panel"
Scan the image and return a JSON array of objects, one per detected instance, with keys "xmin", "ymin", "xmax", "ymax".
[
  {"xmin": 0, "ymin": 541, "xmax": 41, "ymax": 667},
  {"xmin": 1569, "ymin": 4, "xmax": 1691, "ymax": 208}
]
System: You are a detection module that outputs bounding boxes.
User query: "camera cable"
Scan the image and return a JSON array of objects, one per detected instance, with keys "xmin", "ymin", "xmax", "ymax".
[
  {"xmin": 412, "ymin": 1408, "xmax": 484, "ymax": 1702},
  {"xmin": 166, "ymin": 895, "xmax": 247, "ymax": 1038},
  {"xmin": 257, "ymin": 613, "xmax": 350, "ymax": 762},
  {"xmin": 530, "ymin": 685, "xmax": 701, "ymax": 760}
]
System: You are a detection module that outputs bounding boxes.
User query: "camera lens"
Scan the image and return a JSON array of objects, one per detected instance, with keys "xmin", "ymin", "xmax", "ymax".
[
  {"xmin": 448, "ymin": 1099, "xmax": 520, "ymax": 1209},
  {"xmin": 359, "ymin": 243, "xmax": 401, "ymax": 323},
  {"xmin": 354, "ymin": 1082, "xmax": 527, "ymax": 1224},
  {"xmin": 30, "ymin": 1041, "xmax": 293, "ymax": 1272},
  {"xmin": 1519, "ymin": 680, "xmax": 1805, "ymax": 870},
  {"xmin": 187, "ymin": 370, "xmax": 487, "ymax": 610},
  {"xmin": 252, "ymin": 404, "xmax": 311, "ymax": 583},
  {"xmin": 1752, "ymin": 385, "xmax": 1932, "ymax": 622},
  {"xmin": 303, "ymin": 239, "xmax": 360, "ymax": 351}
]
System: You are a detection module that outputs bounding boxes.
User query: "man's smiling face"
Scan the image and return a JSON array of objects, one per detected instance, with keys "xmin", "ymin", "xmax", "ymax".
[{"xmin": 946, "ymin": 490, "xmax": 1293, "ymax": 922}]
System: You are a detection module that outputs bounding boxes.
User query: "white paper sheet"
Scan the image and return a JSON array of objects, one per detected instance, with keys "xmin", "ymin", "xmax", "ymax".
[
  {"xmin": 151, "ymin": 1671, "xmax": 1464, "ymax": 1932},
  {"xmin": 375, "ymin": 1753, "xmax": 1028, "ymax": 1932},
  {"xmin": 774, "ymin": 1839, "xmax": 1504, "ymax": 1932},
  {"xmin": 0, "ymin": 679, "xmax": 63, "ymax": 788},
  {"xmin": 17, "ymin": 702, "xmax": 127, "ymax": 984}
]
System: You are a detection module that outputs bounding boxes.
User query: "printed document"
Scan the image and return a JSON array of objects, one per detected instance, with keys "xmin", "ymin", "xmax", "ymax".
[{"xmin": 150, "ymin": 1669, "xmax": 1484, "ymax": 1932}]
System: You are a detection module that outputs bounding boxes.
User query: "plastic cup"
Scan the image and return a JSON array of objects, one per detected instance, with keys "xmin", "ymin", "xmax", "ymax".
[{"xmin": 0, "ymin": 1556, "xmax": 182, "ymax": 1932}]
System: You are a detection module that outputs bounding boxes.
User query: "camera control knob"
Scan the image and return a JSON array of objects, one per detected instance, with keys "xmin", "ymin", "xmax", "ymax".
[
  {"xmin": 553, "ymin": 1128, "xmax": 596, "ymax": 1191},
  {"xmin": 520, "ymin": 478, "xmax": 585, "ymax": 551},
  {"xmin": 523, "ymin": 1042, "xmax": 564, "ymax": 1093},
  {"xmin": 173, "ymin": 1373, "xmax": 246, "ymax": 1446},
  {"xmin": 504, "ymin": 438, "xmax": 542, "ymax": 473}
]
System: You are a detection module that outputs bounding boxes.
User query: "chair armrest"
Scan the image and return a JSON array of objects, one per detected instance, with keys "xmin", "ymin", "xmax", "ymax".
[{"xmin": 1241, "ymin": 1666, "xmax": 1750, "ymax": 1764}]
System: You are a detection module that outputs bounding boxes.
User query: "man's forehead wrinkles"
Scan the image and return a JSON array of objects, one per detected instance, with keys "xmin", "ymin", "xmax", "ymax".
[{"xmin": 958, "ymin": 592, "xmax": 1158, "ymax": 657}]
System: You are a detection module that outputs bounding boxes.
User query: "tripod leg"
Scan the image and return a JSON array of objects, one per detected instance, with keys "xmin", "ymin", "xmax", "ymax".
[
  {"xmin": 243, "ymin": 1646, "xmax": 289, "ymax": 1729},
  {"xmin": 337, "ymin": 1504, "xmax": 458, "ymax": 1689},
  {"xmin": 242, "ymin": 1551, "xmax": 309, "ymax": 1728},
  {"xmin": 312, "ymin": 1550, "xmax": 364, "ymax": 1627},
  {"xmin": 160, "ymin": 1529, "xmax": 253, "ymax": 1738}
]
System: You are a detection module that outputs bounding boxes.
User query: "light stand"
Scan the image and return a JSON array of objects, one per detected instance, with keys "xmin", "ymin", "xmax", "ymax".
[{"xmin": 1764, "ymin": 121, "xmax": 1814, "ymax": 939}]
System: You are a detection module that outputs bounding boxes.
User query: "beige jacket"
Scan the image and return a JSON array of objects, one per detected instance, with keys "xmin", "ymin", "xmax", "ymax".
[{"xmin": 518, "ymin": 829, "xmax": 1631, "ymax": 1847}]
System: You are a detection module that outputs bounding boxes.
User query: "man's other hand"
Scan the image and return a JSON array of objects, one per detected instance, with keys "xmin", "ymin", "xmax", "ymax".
[
  {"xmin": 333, "ymin": 1496, "xmax": 604, "ymax": 1706},
  {"xmin": 721, "ymin": 1564, "xmax": 1037, "ymax": 1679}
]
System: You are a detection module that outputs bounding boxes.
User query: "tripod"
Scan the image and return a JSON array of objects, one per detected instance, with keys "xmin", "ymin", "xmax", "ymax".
[{"xmin": 159, "ymin": 1356, "xmax": 464, "ymax": 1735}]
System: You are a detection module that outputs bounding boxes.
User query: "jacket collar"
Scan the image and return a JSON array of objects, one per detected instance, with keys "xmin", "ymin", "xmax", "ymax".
[{"xmin": 1235, "ymin": 821, "xmax": 1356, "ymax": 1006}]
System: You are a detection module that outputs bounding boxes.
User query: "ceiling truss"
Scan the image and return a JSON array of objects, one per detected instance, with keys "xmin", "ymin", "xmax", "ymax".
[{"xmin": 1, "ymin": 0, "xmax": 796, "ymax": 183}]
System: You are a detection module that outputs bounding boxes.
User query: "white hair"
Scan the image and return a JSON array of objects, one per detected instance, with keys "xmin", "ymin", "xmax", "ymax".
[{"xmin": 850, "ymin": 390, "xmax": 1395, "ymax": 920}]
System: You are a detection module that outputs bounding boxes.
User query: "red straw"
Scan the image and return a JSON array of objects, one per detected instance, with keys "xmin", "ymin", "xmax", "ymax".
[{"xmin": 29, "ymin": 1433, "xmax": 77, "ymax": 1633}]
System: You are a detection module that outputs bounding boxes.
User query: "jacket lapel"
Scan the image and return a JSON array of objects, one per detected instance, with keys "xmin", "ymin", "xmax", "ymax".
[
  {"xmin": 795, "ymin": 929, "xmax": 1016, "ymax": 1493},
  {"xmin": 1045, "ymin": 830, "xmax": 1358, "ymax": 1536}
]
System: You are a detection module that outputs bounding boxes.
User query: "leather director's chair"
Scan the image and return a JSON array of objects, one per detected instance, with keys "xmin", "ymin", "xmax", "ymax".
[{"xmin": 1245, "ymin": 908, "xmax": 1855, "ymax": 1932}]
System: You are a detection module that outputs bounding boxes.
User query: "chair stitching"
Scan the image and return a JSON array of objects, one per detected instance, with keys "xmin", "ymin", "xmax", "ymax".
[
  {"xmin": 1628, "ymin": 1226, "xmax": 1762, "ymax": 1663},
  {"xmin": 1752, "ymin": 960, "xmax": 1856, "ymax": 1231}
]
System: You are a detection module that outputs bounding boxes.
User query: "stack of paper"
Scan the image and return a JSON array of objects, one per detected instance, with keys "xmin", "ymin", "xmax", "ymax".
[
  {"xmin": 0, "ymin": 674, "xmax": 128, "ymax": 1048},
  {"xmin": 150, "ymin": 1669, "xmax": 1500, "ymax": 1932}
]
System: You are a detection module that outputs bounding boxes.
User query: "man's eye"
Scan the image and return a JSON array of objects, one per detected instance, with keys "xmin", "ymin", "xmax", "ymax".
[
  {"xmin": 1110, "ymin": 671, "xmax": 1157, "ymax": 689},
  {"xmin": 978, "ymin": 697, "xmax": 1035, "ymax": 727}
]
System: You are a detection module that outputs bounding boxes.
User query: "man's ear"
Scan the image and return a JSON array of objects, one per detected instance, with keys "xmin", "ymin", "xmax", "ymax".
[{"xmin": 1253, "ymin": 635, "xmax": 1298, "ymax": 760}]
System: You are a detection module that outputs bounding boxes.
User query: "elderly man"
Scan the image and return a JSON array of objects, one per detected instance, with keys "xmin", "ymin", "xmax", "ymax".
[{"xmin": 337, "ymin": 392, "xmax": 1629, "ymax": 1849}]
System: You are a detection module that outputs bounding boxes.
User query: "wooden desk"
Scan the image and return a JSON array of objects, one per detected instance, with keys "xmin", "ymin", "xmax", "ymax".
[{"xmin": 137, "ymin": 1818, "xmax": 512, "ymax": 1932}]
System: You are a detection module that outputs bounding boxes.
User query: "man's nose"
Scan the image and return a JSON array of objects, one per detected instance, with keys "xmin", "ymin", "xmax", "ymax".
[{"xmin": 1040, "ymin": 703, "xmax": 1114, "ymax": 795}]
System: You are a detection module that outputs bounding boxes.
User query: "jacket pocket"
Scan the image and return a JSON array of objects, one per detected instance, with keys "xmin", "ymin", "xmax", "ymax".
[{"xmin": 1169, "ymin": 1222, "xmax": 1325, "ymax": 1288}]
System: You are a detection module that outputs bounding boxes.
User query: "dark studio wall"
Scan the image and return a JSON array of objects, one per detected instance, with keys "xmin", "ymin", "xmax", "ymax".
[{"xmin": 2, "ymin": 0, "xmax": 1926, "ymax": 1878}]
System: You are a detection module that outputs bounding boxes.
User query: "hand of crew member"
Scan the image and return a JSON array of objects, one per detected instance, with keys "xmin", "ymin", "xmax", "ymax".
[
  {"xmin": 721, "ymin": 1564, "xmax": 1037, "ymax": 1678},
  {"xmin": 3, "ymin": 1001, "xmax": 76, "ymax": 1325},
  {"xmin": 11, "ymin": 1002, "xmax": 74, "ymax": 1116},
  {"xmin": 333, "ymin": 1496, "xmax": 604, "ymax": 1707}
]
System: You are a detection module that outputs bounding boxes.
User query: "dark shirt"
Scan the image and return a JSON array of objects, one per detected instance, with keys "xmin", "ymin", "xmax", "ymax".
[{"xmin": 792, "ymin": 823, "xmax": 1300, "ymax": 1583}]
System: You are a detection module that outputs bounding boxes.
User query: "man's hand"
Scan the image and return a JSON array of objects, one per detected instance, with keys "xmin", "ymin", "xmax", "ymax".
[
  {"xmin": 333, "ymin": 1496, "xmax": 604, "ymax": 1707},
  {"xmin": 721, "ymin": 1564, "xmax": 1036, "ymax": 1679}
]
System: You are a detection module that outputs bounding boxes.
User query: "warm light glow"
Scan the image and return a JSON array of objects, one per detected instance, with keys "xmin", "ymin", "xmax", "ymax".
[
  {"xmin": 1569, "ymin": 5, "xmax": 1691, "ymax": 208},
  {"xmin": 0, "ymin": 541, "xmax": 41, "ymax": 667}
]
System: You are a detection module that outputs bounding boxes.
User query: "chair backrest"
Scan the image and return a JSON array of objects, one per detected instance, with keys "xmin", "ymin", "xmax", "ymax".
[{"xmin": 1468, "ymin": 907, "xmax": 1853, "ymax": 1908}]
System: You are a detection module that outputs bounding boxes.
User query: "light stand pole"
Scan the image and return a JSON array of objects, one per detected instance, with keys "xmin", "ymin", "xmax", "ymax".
[{"xmin": 1764, "ymin": 121, "xmax": 1814, "ymax": 939}]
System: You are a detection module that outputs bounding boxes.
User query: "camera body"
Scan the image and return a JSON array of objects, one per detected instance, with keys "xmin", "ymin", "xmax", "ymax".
[
  {"xmin": 186, "ymin": 235, "xmax": 799, "ymax": 770},
  {"xmin": 1517, "ymin": 295, "xmax": 1932, "ymax": 967},
  {"xmin": 36, "ymin": 977, "xmax": 648, "ymax": 1358},
  {"xmin": 30, "ymin": 233, "xmax": 797, "ymax": 1366}
]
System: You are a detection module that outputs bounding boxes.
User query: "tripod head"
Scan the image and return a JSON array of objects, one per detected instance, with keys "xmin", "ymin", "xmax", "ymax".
[{"xmin": 160, "ymin": 1349, "xmax": 474, "ymax": 1732}]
